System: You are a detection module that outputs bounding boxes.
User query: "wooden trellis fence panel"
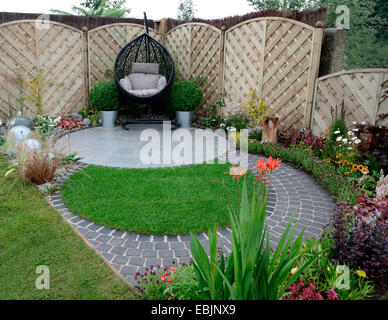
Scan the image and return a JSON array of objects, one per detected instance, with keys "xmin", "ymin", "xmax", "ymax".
[
  {"xmin": 88, "ymin": 23, "xmax": 160, "ymax": 89},
  {"xmin": 223, "ymin": 17, "xmax": 323, "ymax": 130},
  {"xmin": 166, "ymin": 23, "xmax": 222, "ymax": 114},
  {"xmin": 0, "ymin": 20, "xmax": 85, "ymax": 119},
  {"xmin": 311, "ymin": 69, "xmax": 388, "ymax": 135}
]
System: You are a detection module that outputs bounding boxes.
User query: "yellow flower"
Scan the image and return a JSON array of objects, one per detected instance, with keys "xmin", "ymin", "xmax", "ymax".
[
  {"xmin": 362, "ymin": 168, "xmax": 369, "ymax": 175},
  {"xmin": 327, "ymin": 267, "xmax": 331, "ymax": 272},
  {"xmin": 353, "ymin": 164, "xmax": 358, "ymax": 170},
  {"xmin": 358, "ymin": 165, "xmax": 364, "ymax": 171},
  {"xmin": 345, "ymin": 171, "xmax": 350, "ymax": 176},
  {"xmin": 336, "ymin": 154, "xmax": 342, "ymax": 159},
  {"xmin": 356, "ymin": 270, "xmax": 366, "ymax": 278}
]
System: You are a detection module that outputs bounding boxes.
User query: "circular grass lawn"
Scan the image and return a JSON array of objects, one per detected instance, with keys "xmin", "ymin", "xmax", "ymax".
[{"xmin": 61, "ymin": 163, "xmax": 254, "ymax": 235}]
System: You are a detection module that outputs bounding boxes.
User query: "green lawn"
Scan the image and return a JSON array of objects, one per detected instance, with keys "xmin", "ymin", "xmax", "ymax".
[
  {"xmin": 0, "ymin": 156, "xmax": 137, "ymax": 300},
  {"xmin": 62, "ymin": 163, "xmax": 253, "ymax": 235}
]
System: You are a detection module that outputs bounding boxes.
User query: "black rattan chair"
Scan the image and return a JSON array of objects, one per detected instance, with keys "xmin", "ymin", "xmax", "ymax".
[{"xmin": 114, "ymin": 12, "xmax": 175, "ymax": 129}]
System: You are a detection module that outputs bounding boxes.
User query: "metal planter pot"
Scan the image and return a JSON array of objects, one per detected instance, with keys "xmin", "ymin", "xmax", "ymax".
[
  {"xmin": 100, "ymin": 111, "xmax": 118, "ymax": 128},
  {"xmin": 176, "ymin": 111, "xmax": 193, "ymax": 129}
]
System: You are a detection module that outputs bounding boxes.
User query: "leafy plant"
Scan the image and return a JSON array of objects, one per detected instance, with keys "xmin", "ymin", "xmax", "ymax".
[
  {"xmin": 37, "ymin": 182, "xmax": 59, "ymax": 195},
  {"xmin": 78, "ymin": 106, "xmax": 100, "ymax": 126},
  {"xmin": 201, "ymin": 94, "xmax": 225, "ymax": 128},
  {"xmin": 291, "ymin": 129, "xmax": 327, "ymax": 158},
  {"xmin": 63, "ymin": 153, "xmax": 83, "ymax": 165},
  {"xmin": 239, "ymin": 89, "xmax": 268, "ymax": 126},
  {"xmin": 326, "ymin": 202, "xmax": 388, "ymax": 280},
  {"xmin": 135, "ymin": 262, "xmax": 201, "ymax": 300},
  {"xmin": 221, "ymin": 114, "xmax": 250, "ymax": 132},
  {"xmin": 16, "ymin": 69, "xmax": 63, "ymax": 114},
  {"xmin": 283, "ymin": 279, "xmax": 339, "ymax": 300},
  {"xmin": 322, "ymin": 117, "xmax": 348, "ymax": 160},
  {"xmin": 169, "ymin": 81, "xmax": 203, "ymax": 112},
  {"xmin": 298, "ymin": 237, "xmax": 374, "ymax": 300},
  {"xmin": 56, "ymin": 116, "xmax": 84, "ymax": 130},
  {"xmin": 89, "ymin": 81, "xmax": 120, "ymax": 111},
  {"xmin": 34, "ymin": 114, "xmax": 61, "ymax": 138},
  {"xmin": 190, "ymin": 169, "xmax": 318, "ymax": 300},
  {"xmin": 353, "ymin": 122, "xmax": 388, "ymax": 172},
  {"xmin": 276, "ymin": 127, "xmax": 301, "ymax": 148},
  {"xmin": 249, "ymin": 128, "xmax": 262, "ymax": 141}
]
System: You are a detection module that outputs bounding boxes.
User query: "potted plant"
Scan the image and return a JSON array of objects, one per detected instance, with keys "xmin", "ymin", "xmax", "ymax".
[
  {"xmin": 89, "ymin": 81, "xmax": 120, "ymax": 128},
  {"xmin": 170, "ymin": 81, "xmax": 203, "ymax": 128}
]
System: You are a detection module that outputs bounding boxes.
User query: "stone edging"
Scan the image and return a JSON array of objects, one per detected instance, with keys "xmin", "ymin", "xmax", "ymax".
[{"xmin": 47, "ymin": 155, "xmax": 336, "ymax": 287}]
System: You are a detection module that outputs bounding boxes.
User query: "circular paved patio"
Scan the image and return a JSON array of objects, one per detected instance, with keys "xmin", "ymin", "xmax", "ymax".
[{"xmin": 51, "ymin": 126, "xmax": 335, "ymax": 286}]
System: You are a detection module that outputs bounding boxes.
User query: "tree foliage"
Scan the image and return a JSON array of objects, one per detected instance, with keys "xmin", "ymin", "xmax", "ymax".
[
  {"xmin": 247, "ymin": 0, "xmax": 388, "ymax": 68},
  {"xmin": 247, "ymin": 0, "xmax": 319, "ymax": 10},
  {"xmin": 51, "ymin": 0, "xmax": 131, "ymax": 18},
  {"xmin": 177, "ymin": 0, "xmax": 196, "ymax": 20}
]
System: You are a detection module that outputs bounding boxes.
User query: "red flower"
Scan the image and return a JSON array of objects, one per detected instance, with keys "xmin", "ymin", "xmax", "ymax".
[
  {"xmin": 169, "ymin": 267, "xmax": 177, "ymax": 274},
  {"xmin": 256, "ymin": 158, "xmax": 270, "ymax": 174},
  {"xmin": 160, "ymin": 271, "xmax": 168, "ymax": 282},
  {"xmin": 266, "ymin": 156, "xmax": 281, "ymax": 172}
]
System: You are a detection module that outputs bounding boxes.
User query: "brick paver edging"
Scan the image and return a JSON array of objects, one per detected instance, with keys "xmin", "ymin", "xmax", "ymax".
[{"xmin": 48, "ymin": 155, "xmax": 336, "ymax": 287}]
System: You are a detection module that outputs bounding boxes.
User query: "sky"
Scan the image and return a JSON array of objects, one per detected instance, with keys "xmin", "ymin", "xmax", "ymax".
[{"xmin": 0, "ymin": 0, "xmax": 254, "ymax": 19}]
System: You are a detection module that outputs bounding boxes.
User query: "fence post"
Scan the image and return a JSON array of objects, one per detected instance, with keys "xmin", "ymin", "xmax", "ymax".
[
  {"xmin": 304, "ymin": 21, "xmax": 324, "ymax": 129},
  {"xmin": 159, "ymin": 18, "xmax": 168, "ymax": 35},
  {"xmin": 319, "ymin": 28, "xmax": 346, "ymax": 77},
  {"xmin": 82, "ymin": 26, "xmax": 89, "ymax": 107},
  {"xmin": 218, "ymin": 25, "xmax": 226, "ymax": 109}
]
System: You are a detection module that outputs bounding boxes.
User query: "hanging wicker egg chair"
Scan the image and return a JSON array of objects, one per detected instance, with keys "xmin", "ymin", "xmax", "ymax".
[{"xmin": 114, "ymin": 13, "xmax": 175, "ymax": 116}]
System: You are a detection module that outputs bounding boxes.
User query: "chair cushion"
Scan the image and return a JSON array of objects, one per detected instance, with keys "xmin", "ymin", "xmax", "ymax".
[
  {"xmin": 157, "ymin": 76, "xmax": 167, "ymax": 91},
  {"xmin": 132, "ymin": 62, "xmax": 160, "ymax": 75},
  {"xmin": 129, "ymin": 73, "xmax": 161, "ymax": 90},
  {"xmin": 128, "ymin": 88, "xmax": 162, "ymax": 97},
  {"xmin": 119, "ymin": 76, "xmax": 132, "ymax": 92}
]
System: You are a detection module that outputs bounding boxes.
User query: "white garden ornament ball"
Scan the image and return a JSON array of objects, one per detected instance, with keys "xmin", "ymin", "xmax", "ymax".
[
  {"xmin": 7, "ymin": 125, "xmax": 32, "ymax": 144},
  {"xmin": 22, "ymin": 138, "xmax": 42, "ymax": 153}
]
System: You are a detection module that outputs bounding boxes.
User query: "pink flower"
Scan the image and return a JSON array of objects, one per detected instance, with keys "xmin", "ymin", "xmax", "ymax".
[{"xmin": 326, "ymin": 289, "xmax": 339, "ymax": 300}]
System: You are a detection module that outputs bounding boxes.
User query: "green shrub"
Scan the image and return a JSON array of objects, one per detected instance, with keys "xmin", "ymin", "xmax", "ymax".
[
  {"xmin": 169, "ymin": 81, "xmax": 203, "ymax": 112},
  {"xmin": 89, "ymin": 81, "xmax": 120, "ymax": 111}
]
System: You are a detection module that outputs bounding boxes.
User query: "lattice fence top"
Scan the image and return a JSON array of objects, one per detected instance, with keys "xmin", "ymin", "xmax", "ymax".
[
  {"xmin": 222, "ymin": 17, "xmax": 322, "ymax": 130},
  {"xmin": 1, "ymin": 18, "xmax": 327, "ymax": 130},
  {"xmin": 0, "ymin": 20, "xmax": 84, "ymax": 120},
  {"xmin": 311, "ymin": 69, "xmax": 388, "ymax": 135},
  {"xmin": 88, "ymin": 23, "xmax": 160, "ymax": 89},
  {"xmin": 166, "ymin": 23, "xmax": 222, "ymax": 115}
]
